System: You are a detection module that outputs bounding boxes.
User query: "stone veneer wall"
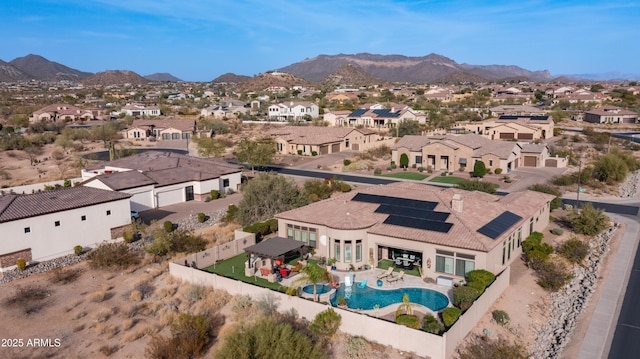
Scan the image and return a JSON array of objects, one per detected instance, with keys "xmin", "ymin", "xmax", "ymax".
[{"xmin": 0, "ymin": 248, "xmax": 32, "ymax": 269}]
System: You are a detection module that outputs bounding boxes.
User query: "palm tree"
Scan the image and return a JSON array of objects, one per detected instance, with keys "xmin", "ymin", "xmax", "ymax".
[
  {"xmin": 287, "ymin": 264, "xmax": 331, "ymax": 302},
  {"xmin": 396, "ymin": 293, "xmax": 419, "ymax": 317}
]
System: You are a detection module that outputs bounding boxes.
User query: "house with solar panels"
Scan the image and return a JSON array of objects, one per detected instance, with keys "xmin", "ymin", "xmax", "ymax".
[
  {"xmin": 275, "ymin": 181, "xmax": 554, "ymax": 279},
  {"xmin": 267, "ymin": 126, "xmax": 395, "ymax": 155},
  {"xmin": 344, "ymin": 107, "xmax": 425, "ymax": 128}
]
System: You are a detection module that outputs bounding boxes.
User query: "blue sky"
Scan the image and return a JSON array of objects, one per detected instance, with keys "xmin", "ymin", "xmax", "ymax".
[{"xmin": 1, "ymin": 0, "xmax": 639, "ymax": 81}]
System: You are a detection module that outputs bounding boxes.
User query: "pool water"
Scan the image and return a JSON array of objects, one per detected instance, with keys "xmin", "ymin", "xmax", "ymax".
[
  {"xmin": 330, "ymin": 285, "xmax": 449, "ymax": 311},
  {"xmin": 302, "ymin": 284, "xmax": 332, "ymax": 295}
]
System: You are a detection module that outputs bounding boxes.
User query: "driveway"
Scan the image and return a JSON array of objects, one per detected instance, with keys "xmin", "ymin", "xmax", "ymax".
[
  {"xmin": 138, "ymin": 193, "xmax": 242, "ymax": 224},
  {"xmin": 506, "ymin": 166, "xmax": 568, "ymax": 192}
]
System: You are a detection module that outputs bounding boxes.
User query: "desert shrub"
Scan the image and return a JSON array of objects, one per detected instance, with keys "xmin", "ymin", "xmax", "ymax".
[
  {"xmin": 390, "ymin": 162, "xmax": 397, "ymax": 169},
  {"xmin": 310, "ymin": 307, "xmax": 341, "ymax": 340},
  {"xmin": 536, "ymin": 260, "xmax": 574, "ymax": 291},
  {"xmin": 311, "ymin": 151, "xmax": 317, "ymax": 156},
  {"xmin": 569, "ymin": 202, "xmax": 609, "ymax": 236},
  {"xmin": 343, "ymin": 159, "xmax": 351, "ymax": 166},
  {"xmin": 74, "ymin": 245, "xmax": 83, "ymax": 256},
  {"xmin": 16, "ymin": 258, "xmax": 27, "ymax": 271},
  {"xmin": 418, "ymin": 166, "xmax": 425, "ymax": 172},
  {"xmin": 455, "ymin": 179, "xmax": 497, "ymax": 194},
  {"xmin": 521, "ymin": 232, "xmax": 544, "ymax": 253},
  {"xmin": 50, "ymin": 267, "xmax": 81, "ymax": 284},
  {"xmin": 123, "ymin": 230, "xmax": 136, "ymax": 243},
  {"xmin": 210, "ymin": 189, "xmax": 220, "ymax": 200},
  {"xmin": 465, "ymin": 280, "xmax": 486, "ymax": 296},
  {"xmin": 494, "ymin": 167, "xmax": 503, "ymax": 174},
  {"xmin": 466, "ymin": 270, "xmax": 495, "ymax": 288},
  {"xmin": 396, "ymin": 314, "xmax": 420, "ymax": 329},
  {"xmin": 243, "ymin": 218, "xmax": 278, "ymax": 240},
  {"xmin": 557, "ymin": 237, "xmax": 590, "ymax": 264},
  {"xmin": 339, "ymin": 182, "xmax": 351, "ymax": 192},
  {"xmin": 297, "ymin": 149, "xmax": 303, "ymax": 155},
  {"xmin": 146, "ymin": 313, "xmax": 223, "ymax": 359},
  {"xmin": 221, "ymin": 204, "xmax": 239, "ymax": 223},
  {"xmin": 374, "ymin": 168, "xmax": 382, "ymax": 175},
  {"xmin": 99, "ymin": 345, "xmax": 119, "ymax": 356},
  {"xmin": 550, "ymin": 228, "xmax": 564, "ymax": 235},
  {"xmin": 492, "ymin": 310, "xmax": 510, "ymax": 326},
  {"xmin": 528, "ymin": 183, "xmax": 563, "ymax": 210},
  {"xmin": 453, "ymin": 286, "xmax": 479, "ymax": 308},
  {"xmin": 4, "ymin": 285, "xmax": 52, "ymax": 314},
  {"xmin": 442, "ymin": 307, "xmax": 462, "ymax": 327},
  {"xmin": 215, "ymin": 316, "xmax": 325, "ymax": 359},
  {"xmin": 197, "ymin": 212, "xmax": 206, "ymax": 223},
  {"xmin": 526, "ymin": 249, "xmax": 551, "ymax": 270},
  {"xmin": 458, "ymin": 336, "xmax": 528, "ymax": 359},
  {"xmin": 87, "ymin": 242, "xmax": 139, "ymax": 269},
  {"xmin": 147, "ymin": 229, "xmax": 207, "ymax": 256},
  {"xmin": 163, "ymin": 220, "xmax": 174, "ymax": 233},
  {"xmin": 422, "ymin": 314, "xmax": 444, "ymax": 334}
]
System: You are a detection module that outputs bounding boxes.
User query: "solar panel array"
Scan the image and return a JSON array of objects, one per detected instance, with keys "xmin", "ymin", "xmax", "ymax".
[
  {"xmin": 349, "ymin": 109, "xmax": 368, "ymax": 117},
  {"xmin": 476, "ymin": 211, "xmax": 522, "ymax": 239},
  {"xmin": 372, "ymin": 109, "xmax": 401, "ymax": 118},
  {"xmin": 352, "ymin": 193, "xmax": 453, "ymax": 233},
  {"xmin": 498, "ymin": 115, "xmax": 549, "ymax": 121}
]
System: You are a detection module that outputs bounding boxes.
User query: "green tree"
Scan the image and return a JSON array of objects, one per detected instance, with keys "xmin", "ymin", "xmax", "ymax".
[
  {"xmin": 89, "ymin": 122, "xmax": 122, "ymax": 148},
  {"xmin": 233, "ymin": 137, "xmax": 276, "ymax": 173},
  {"xmin": 393, "ymin": 120, "xmax": 421, "ymax": 137},
  {"xmin": 304, "ymin": 179, "xmax": 333, "ymax": 202},
  {"xmin": 399, "ymin": 153, "xmax": 409, "ymax": 168},
  {"xmin": 287, "ymin": 264, "xmax": 331, "ymax": 302},
  {"xmin": 237, "ymin": 172, "xmax": 308, "ymax": 225},
  {"xmin": 528, "ymin": 184, "xmax": 563, "ymax": 210},
  {"xmin": 569, "ymin": 202, "xmax": 609, "ymax": 236},
  {"xmin": 193, "ymin": 136, "xmax": 225, "ymax": 157},
  {"xmin": 309, "ymin": 308, "xmax": 341, "ymax": 340},
  {"xmin": 472, "ymin": 160, "xmax": 487, "ymax": 178},
  {"xmin": 455, "ymin": 179, "xmax": 496, "ymax": 194},
  {"xmin": 146, "ymin": 313, "xmax": 222, "ymax": 359},
  {"xmin": 593, "ymin": 148, "xmax": 638, "ymax": 184}
]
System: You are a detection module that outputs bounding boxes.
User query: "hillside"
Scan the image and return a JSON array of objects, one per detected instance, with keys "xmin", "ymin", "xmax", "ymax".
[
  {"xmin": 279, "ymin": 53, "xmax": 554, "ymax": 83},
  {"xmin": 82, "ymin": 70, "xmax": 150, "ymax": 86},
  {"xmin": 319, "ymin": 63, "xmax": 385, "ymax": 87},
  {"xmin": 212, "ymin": 73, "xmax": 251, "ymax": 84},
  {"xmin": 10, "ymin": 54, "xmax": 92, "ymax": 81},
  {"xmin": 0, "ymin": 60, "xmax": 31, "ymax": 82},
  {"xmin": 144, "ymin": 72, "xmax": 183, "ymax": 82},
  {"xmin": 233, "ymin": 72, "xmax": 311, "ymax": 92}
]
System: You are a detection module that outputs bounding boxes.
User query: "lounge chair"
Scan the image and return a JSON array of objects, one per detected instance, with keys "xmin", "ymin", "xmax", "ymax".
[
  {"xmin": 377, "ymin": 267, "xmax": 394, "ymax": 279},
  {"xmin": 357, "ymin": 279, "xmax": 367, "ymax": 288},
  {"xmin": 387, "ymin": 270, "xmax": 405, "ymax": 283}
]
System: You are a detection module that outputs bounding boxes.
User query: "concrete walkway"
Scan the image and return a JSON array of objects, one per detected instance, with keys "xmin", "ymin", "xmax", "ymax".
[{"xmin": 578, "ymin": 214, "xmax": 640, "ymax": 358}]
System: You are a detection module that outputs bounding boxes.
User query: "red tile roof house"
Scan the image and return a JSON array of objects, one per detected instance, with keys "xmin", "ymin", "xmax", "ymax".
[
  {"xmin": 275, "ymin": 181, "xmax": 554, "ymax": 280},
  {"xmin": 584, "ymin": 105, "xmax": 638, "ymax": 124},
  {"xmin": 268, "ymin": 126, "xmax": 394, "ymax": 155},
  {"xmin": 81, "ymin": 151, "xmax": 242, "ymax": 211},
  {"xmin": 29, "ymin": 103, "xmax": 97, "ymax": 123},
  {"xmin": 123, "ymin": 119, "xmax": 196, "ymax": 141},
  {"xmin": 0, "ymin": 187, "xmax": 131, "ymax": 270}
]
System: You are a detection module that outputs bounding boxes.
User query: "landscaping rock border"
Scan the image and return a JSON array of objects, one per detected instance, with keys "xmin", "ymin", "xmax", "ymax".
[{"xmin": 618, "ymin": 170, "xmax": 640, "ymax": 198}]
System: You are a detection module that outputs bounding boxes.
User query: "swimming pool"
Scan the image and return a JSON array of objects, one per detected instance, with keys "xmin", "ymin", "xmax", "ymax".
[
  {"xmin": 329, "ymin": 285, "xmax": 449, "ymax": 311},
  {"xmin": 302, "ymin": 284, "xmax": 332, "ymax": 295}
]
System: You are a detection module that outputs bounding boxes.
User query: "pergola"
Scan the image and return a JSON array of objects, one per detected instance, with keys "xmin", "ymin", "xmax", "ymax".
[{"xmin": 244, "ymin": 236, "xmax": 307, "ymax": 268}]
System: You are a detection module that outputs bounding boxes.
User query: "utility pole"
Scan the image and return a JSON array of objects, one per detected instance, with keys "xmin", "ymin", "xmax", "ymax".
[{"xmin": 576, "ymin": 157, "xmax": 582, "ymax": 209}]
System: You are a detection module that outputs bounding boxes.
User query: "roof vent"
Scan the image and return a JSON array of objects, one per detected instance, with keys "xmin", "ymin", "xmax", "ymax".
[{"xmin": 451, "ymin": 193, "xmax": 463, "ymax": 213}]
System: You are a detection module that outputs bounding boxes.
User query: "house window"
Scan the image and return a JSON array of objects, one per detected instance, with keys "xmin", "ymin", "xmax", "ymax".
[
  {"xmin": 517, "ymin": 228, "xmax": 522, "ymax": 247},
  {"xmin": 24, "ymin": 227, "xmax": 31, "ymax": 233},
  {"xmin": 416, "ymin": 155, "xmax": 423, "ymax": 164},
  {"xmin": 345, "ymin": 139, "xmax": 350, "ymax": 147},
  {"xmin": 356, "ymin": 240, "xmax": 362, "ymax": 262},
  {"xmin": 301, "ymin": 227, "xmax": 309, "ymax": 245},
  {"xmin": 436, "ymin": 254, "xmax": 454, "ymax": 275},
  {"xmin": 55, "ymin": 221, "xmax": 60, "ymax": 227},
  {"xmin": 529, "ymin": 218, "xmax": 534, "ymax": 233},
  {"xmin": 502, "ymin": 241, "xmax": 507, "ymax": 265},
  {"xmin": 344, "ymin": 240, "xmax": 352, "ymax": 262},
  {"xmin": 106, "ymin": 210, "xmax": 111, "ymax": 216},
  {"xmin": 223, "ymin": 178, "xmax": 230, "ymax": 188},
  {"xmin": 81, "ymin": 215, "xmax": 86, "ymax": 221},
  {"xmin": 287, "ymin": 224, "xmax": 318, "ymax": 248},
  {"xmin": 455, "ymin": 258, "xmax": 475, "ymax": 277},
  {"xmin": 182, "ymin": 133, "xmax": 190, "ymax": 139},
  {"xmin": 334, "ymin": 242, "xmax": 341, "ymax": 262},
  {"xmin": 489, "ymin": 160, "xmax": 493, "ymax": 166},
  {"xmin": 162, "ymin": 133, "xmax": 170, "ymax": 140},
  {"xmin": 172, "ymin": 133, "xmax": 180, "ymax": 140},
  {"xmin": 309, "ymin": 228, "xmax": 317, "ymax": 247},
  {"xmin": 185, "ymin": 186, "xmax": 194, "ymax": 201},
  {"xmin": 438, "ymin": 250, "xmax": 475, "ymax": 276},
  {"xmin": 287, "ymin": 224, "xmax": 294, "ymax": 238}
]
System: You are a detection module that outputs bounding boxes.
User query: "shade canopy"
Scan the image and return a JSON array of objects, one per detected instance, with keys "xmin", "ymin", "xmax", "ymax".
[{"xmin": 244, "ymin": 236, "xmax": 306, "ymax": 259}]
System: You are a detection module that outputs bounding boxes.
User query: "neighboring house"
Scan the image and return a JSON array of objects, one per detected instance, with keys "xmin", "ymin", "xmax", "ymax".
[
  {"xmin": 489, "ymin": 105, "xmax": 547, "ymax": 117},
  {"xmin": 322, "ymin": 110, "xmax": 353, "ymax": 127},
  {"xmin": 584, "ymin": 105, "xmax": 638, "ymax": 124},
  {"xmin": 120, "ymin": 103, "xmax": 161, "ymax": 117},
  {"xmin": 345, "ymin": 107, "xmax": 425, "ymax": 128},
  {"xmin": 268, "ymin": 126, "xmax": 393, "ymax": 155},
  {"xmin": 123, "ymin": 119, "xmax": 196, "ymax": 141},
  {"xmin": 29, "ymin": 103, "xmax": 98, "ymax": 123},
  {"xmin": 0, "ymin": 187, "xmax": 131, "ymax": 269},
  {"xmin": 392, "ymin": 134, "xmax": 522, "ymax": 173},
  {"xmin": 275, "ymin": 182, "xmax": 554, "ymax": 279},
  {"xmin": 460, "ymin": 116, "xmax": 553, "ymax": 140},
  {"xmin": 267, "ymin": 102, "xmax": 319, "ymax": 121},
  {"xmin": 81, "ymin": 151, "xmax": 242, "ymax": 211}
]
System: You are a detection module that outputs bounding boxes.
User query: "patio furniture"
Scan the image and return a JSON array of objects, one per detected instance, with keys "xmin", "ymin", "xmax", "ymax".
[
  {"xmin": 387, "ymin": 270, "xmax": 405, "ymax": 283},
  {"xmin": 395, "ymin": 258, "xmax": 402, "ymax": 266},
  {"xmin": 260, "ymin": 267, "xmax": 272, "ymax": 276},
  {"xmin": 357, "ymin": 279, "xmax": 367, "ymax": 289},
  {"xmin": 377, "ymin": 267, "xmax": 394, "ymax": 279},
  {"xmin": 279, "ymin": 268, "xmax": 290, "ymax": 278}
]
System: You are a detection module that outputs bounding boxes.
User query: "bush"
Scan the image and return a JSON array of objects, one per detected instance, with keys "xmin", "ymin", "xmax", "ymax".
[
  {"xmin": 210, "ymin": 189, "xmax": 220, "ymax": 200},
  {"xmin": 557, "ymin": 237, "xmax": 590, "ymax": 264},
  {"xmin": 492, "ymin": 310, "xmax": 510, "ymax": 326},
  {"xmin": 122, "ymin": 230, "xmax": 136, "ymax": 243},
  {"xmin": 87, "ymin": 242, "xmax": 139, "ymax": 269},
  {"xmin": 50, "ymin": 267, "xmax": 81, "ymax": 284},
  {"xmin": 522, "ymin": 232, "xmax": 543, "ymax": 253},
  {"xmin": 453, "ymin": 286, "xmax": 479, "ymax": 307},
  {"xmin": 418, "ymin": 166, "xmax": 425, "ymax": 172},
  {"xmin": 396, "ymin": 314, "xmax": 421, "ymax": 329},
  {"xmin": 528, "ymin": 184, "xmax": 563, "ymax": 210},
  {"xmin": 310, "ymin": 308, "xmax": 341, "ymax": 340},
  {"xmin": 442, "ymin": 307, "xmax": 462, "ymax": 327},
  {"xmin": 163, "ymin": 220, "xmax": 174, "ymax": 233},
  {"xmin": 146, "ymin": 313, "xmax": 223, "ymax": 359},
  {"xmin": 197, "ymin": 212, "xmax": 206, "ymax": 223},
  {"xmin": 390, "ymin": 162, "xmax": 397, "ymax": 169},
  {"xmin": 472, "ymin": 161, "xmax": 487, "ymax": 178},
  {"xmin": 343, "ymin": 159, "xmax": 351, "ymax": 166},
  {"xmin": 16, "ymin": 259, "xmax": 27, "ymax": 271},
  {"xmin": 297, "ymin": 149, "xmax": 303, "ymax": 155},
  {"xmin": 569, "ymin": 202, "xmax": 609, "ymax": 236},
  {"xmin": 374, "ymin": 168, "xmax": 382, "ymax": 175},
  {"xmin": 458, "ymin": 336, "xmax": 528, "ymax": 359},
  {"xmin": 466, "ymin": 280, "xmax": 486, "ymax": 295},
  {"xmin": 466, "ymin": 269, "xmax": 495, "ymax": 288},
  {"xmin": 422, "ymin": 314, "xmax": 444, "ymax": 334},
  {"xmin": 550, "ymin": 227, "xmax": 564, "ymax": 235},
  {"xmin": 494, "ymin": 168, "xmax": 503, "ymax": 174},
  {"xmin": 311, "ymin": 151, "xmax": 317, "ymax": 156},
  {"xmin": 337, "ymin": 296, "xmax": 347, "ymax": 306},
  {"xmin": 74, "ymin": 245, "xmax": 83, "ymax": 256},
  {"xmin": 455, "ymin": 179, "xmax": 497, "ymax": 194},
  {"xmin": 400, "ymin": 153, "xmax": 409, "ymax": 168},
  {"xmin": 222, "ymin": 204, "xmax": 238, "ymax": 223},
  {"xmin": 339, "ymin": 183, "xmax": 351, "ymax": 192},
  {"xmin": 536, "ymin": 260, "xmax": 574, "ymax": 291}
]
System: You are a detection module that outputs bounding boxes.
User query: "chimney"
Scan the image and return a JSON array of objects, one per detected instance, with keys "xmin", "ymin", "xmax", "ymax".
[{"xmin": 451, "ymin": 193, "xmax": 463, "ymax": 212}]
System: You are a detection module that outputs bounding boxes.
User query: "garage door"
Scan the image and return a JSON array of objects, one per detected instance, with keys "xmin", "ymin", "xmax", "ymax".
[
  {"xmin": 352, "ymin": 144, "xmax": 359, "ymax": 151},
  {"xmin": 500, "ymin": 133, "xmax": 515, "ymax": 140},
  {"xmin": 331, "ymin": 143, "xmax": 340, "ymax": 153},
  {"xmin": 156, "ymin": 189, "xmax": 183, "ymax": 207},
  {"xmin": 545, "ymin": 159, "xmax": 558, "ymax": 167},
  {"xmin": 320, "ymin": 145, "xmax": 329, "ymax": 155},
  {"xmin": 517, "ymin": 133, "xmax": 534, "ymax": 140},
  {"xmin": 523, "ymin": 156, "xmax": 537, "ymax": 167}
]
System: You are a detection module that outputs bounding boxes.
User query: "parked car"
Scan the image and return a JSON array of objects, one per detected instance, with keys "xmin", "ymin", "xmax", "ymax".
[{"xmin": 131, "ymin": 210, "xmax": 140, "ymax": 221}]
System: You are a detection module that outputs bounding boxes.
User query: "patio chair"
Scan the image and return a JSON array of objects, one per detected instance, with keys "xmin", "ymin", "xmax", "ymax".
[
  {"xmin": 357, "ymin": 279, "xmax": 367, "ymax": 289},
  {"xmin": 377, "ymin": 267, "xmax": 394, "ymax": 279},
  {"xmin": 387, "ymin": 270, "xmax": 405, "ymax": 283},
  {"xmin": 395, "ymin": 258, "xmax": 402, "ymax": 266}
]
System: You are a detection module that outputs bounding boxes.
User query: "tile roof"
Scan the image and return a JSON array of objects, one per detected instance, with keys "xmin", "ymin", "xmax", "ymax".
[
  {"xmin": 85, "ymin": 170, "xmax": 157, "ymax": 190},
  {"xmin": 130, "ymin": 119, "xmax": 196, "ymax": 132},
  {"xmin": 268, "ymin": 126, "xmax": 374, "ymax": 146},
  {"xmin": 0, "ymin": 187, "xmax": 131, "ymax": 223},
  {"xmin": 276, "ymin": 182, "xmax": 554, "ymax": 252}
]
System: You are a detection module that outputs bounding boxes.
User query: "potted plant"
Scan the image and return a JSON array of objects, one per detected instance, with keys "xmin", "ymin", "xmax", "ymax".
[
  {"xmin": 337, "ymin": 296, "xmax": 347, "ymax": 308},
  {"xmin": 330, "ymin": 258, "xmax": 337, "ymax": 271}
]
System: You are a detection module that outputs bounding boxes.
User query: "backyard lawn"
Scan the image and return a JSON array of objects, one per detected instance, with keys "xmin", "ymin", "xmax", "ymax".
[
  {"xmin": 377, "ymin": 172, "xmax": 428, "ymax": 180},
  {"xmin": 203, "ymin": 253, "xmax": 288, "ymax": 292},
  {"xmin": 377, "ymin": 259, "xmax": 421, "ymax": 277},
  {"xmin": 428, "ymin": 176, "xmax": 466, "ymax": 184}
]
